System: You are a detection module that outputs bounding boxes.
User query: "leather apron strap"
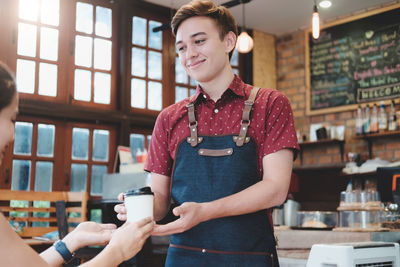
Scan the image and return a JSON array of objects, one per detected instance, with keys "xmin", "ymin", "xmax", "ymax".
[{"xmin": 186, "ymin": 86, "xmax": 260, "ymax": 147}]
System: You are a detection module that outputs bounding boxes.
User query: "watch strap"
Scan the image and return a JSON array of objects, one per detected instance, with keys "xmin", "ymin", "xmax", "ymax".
[{"xmin": 54, "ymin": 240, "xmax": 73, "ymax": 262}]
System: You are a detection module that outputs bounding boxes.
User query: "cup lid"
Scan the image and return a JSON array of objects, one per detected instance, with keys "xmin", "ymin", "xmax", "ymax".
[{"xmin": 125, "ymin": 186, "xmax": 154, "ymax": 197}]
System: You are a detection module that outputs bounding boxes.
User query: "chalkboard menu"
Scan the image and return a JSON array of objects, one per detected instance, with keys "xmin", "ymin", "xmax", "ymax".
[{"xmin": 307, "ymin": 6, "xmax": 400, "ymax": 114}]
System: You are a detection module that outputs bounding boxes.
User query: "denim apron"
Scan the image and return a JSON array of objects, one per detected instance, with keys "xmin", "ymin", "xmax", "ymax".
[{"xmin": 165, "ymin": 87, "xmax": 278, "ymax": 267}]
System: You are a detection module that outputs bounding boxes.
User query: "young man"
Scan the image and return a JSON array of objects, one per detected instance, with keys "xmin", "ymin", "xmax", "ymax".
[{"xmin": 115, "ymin": 1, "xmax": 299, "ymax": 266}]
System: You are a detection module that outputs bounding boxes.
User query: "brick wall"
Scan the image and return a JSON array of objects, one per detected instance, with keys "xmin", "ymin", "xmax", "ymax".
[{"xmin": 275, "ymin": 31, "xmax": 400, "ymax": 167}]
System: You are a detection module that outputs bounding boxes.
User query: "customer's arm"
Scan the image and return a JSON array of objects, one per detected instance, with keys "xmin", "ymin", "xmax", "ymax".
[
  {"xmin": 0, "ymin": 213, "xmax": 50, "ymax": 267},
  {"xmin": 40, "ymin": 222, "xmax": 117, "ymax": 267},
  {"xmin": 80, "ymin": 218, "xmax": 154, "ymax": 267}
]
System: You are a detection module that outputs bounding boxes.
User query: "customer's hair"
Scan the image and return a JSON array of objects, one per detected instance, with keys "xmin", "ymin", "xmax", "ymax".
[
  {"xmin": 0, "ymin": 62, "xmax": 17, "ymax": 111},
  {"xmin": 171, "ymin": 0, "xmax": 238, "ymax": 59}
]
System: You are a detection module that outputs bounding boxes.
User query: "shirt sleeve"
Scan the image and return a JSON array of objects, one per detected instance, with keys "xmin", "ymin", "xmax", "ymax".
[
  {"xmin": 144, "ymin": 110, "xmax": 173, "ymax": 176},
  {"xmin": 262, "ymin": 91, "xmax": 299, "ymax": 159}
]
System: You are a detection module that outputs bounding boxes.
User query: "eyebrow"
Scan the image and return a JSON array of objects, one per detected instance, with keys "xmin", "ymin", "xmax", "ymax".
[{"xmin": 176, "ymin": 32, "xmax": 207, "ymax": 46}]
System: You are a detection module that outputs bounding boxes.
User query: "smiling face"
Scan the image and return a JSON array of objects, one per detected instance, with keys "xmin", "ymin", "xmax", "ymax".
[
  {"xmin": 175, "ymin": 16, "xmax": 236, "ymax": 85},
  {"xmin": 0, "ymin": 92, "xmax": 18, "ymax": 165}
]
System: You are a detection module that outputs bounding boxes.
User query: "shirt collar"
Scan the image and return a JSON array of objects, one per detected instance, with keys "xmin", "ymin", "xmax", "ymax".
[{"xmin": 190, "ymin": 75, "xmax": 246, "ymax": 103}]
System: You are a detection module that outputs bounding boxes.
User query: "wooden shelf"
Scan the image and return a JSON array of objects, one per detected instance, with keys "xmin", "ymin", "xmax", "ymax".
[
  {"xmin": 353, "ymin": 130, "xmax": 400, "ymax": 158},
  {"xmin": 298, "ymin": 139, "xmax": 345, "ymax": 165},
  {"xmin": 293, "ymin": 163, "xmax": 345, "ymax": 173}
]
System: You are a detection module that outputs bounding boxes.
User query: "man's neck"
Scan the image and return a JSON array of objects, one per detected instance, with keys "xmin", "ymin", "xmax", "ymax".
[{"xmin": 199, "ymin": 66, "xmax": 235, "ymax": 102}]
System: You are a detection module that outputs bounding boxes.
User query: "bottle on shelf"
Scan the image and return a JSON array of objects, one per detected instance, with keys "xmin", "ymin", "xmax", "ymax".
[
  {"xmin": 363, "ymin": 104, "xmax": 370, "ymax": 134},
  {"xmin": 370, "ymin": 103, "xmax": 379, "ymax": 133},
  {"xmin": 378, "ymin": 101, "xmax": 387, "ymax": 132},
  {"xmin": 355, "ymin": 105, "xmax": 363, "ymax": 135},
  {"xmin": 388, "ymin": 100, "xmax": 397, "ymax": 131}
]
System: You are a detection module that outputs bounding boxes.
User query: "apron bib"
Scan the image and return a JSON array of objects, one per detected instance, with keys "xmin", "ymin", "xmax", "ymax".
[{"xmin": 166, "ymin": 87, "xmax": 278, "ymax": 267}]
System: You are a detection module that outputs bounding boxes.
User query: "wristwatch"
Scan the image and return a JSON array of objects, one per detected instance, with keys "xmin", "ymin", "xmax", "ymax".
[{"xmin": 53, "ymin": 240, "xmax": 74, "ymax": 262}]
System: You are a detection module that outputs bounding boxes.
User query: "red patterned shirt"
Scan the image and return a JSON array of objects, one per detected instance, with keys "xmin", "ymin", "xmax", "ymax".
[{"xmin": 145, "ymin": 75, "xmax": 299, "ymax": 177}]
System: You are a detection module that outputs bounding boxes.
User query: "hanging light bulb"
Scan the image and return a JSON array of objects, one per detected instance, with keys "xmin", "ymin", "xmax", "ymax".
[
  {"xmin": 312, "ymin": 2, "xmax": 320, "ymax": 39},
  {"xmin": 236, "ymin": 1, "xmax": 253, "ymax": 53}
]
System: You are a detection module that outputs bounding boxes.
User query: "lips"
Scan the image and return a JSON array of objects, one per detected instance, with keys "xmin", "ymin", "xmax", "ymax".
[{"xmin": 187, "ymin": 59, "xmax": 206, "ymax": 69}]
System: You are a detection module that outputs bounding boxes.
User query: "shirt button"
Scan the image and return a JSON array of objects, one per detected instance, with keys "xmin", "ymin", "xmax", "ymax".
[
  {"xmin": 214, "ymin": 109, "xmax": 219, "ymax": 113},
  {"xmin": 203, "ymin": 95, "xmax": 207, "ymax": 99}
]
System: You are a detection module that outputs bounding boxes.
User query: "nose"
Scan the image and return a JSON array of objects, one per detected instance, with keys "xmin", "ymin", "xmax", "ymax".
[{"xmin": 186, "ymin": 44, "xmax": 198, "ymax": 59}]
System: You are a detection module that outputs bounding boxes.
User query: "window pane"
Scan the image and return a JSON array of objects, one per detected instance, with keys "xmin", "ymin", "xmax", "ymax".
[
  {"xmin": 148, "ymin": 81, "xmax": 162, "ymax": 111},
  {"xmin": 94, "ymin": 72, "xmax": 110, "ymax": 104},
  {"xmin": 94, "ymin": 38, "xmax": 111, "ymax": 70},
  {"xmin": 17, "ymin": 23, "xmax": 37, "ymax": 57},
  {"xmin": 130, "ymin": 133, "xmax": 144, "ymax": 163},
  {"xmin": 91, "ymin": 165, "xmax": 107, "ymax": 195},
  {"xmin": 37, "ymin": 124, "xmax": 55, "ymax": 157},
  {"xmin": 90, "ymin": 209, "xmax": 102, "ymax": 223},
  {"xmin": 233, "ymin": 68, "xmax": 239, "ymax": 76},
  {"xmin": 231, "ymin": 49, "xmax": 239, "ymax": 66},
  {"xmin": 131, "ymin": 47, "xmax": 146, "ymax": 77},
  {"xmin": 72, "ymin": 128, "xmax": 89, "ymax": 160},
  {"xmin": 40, "ymin": 27, "xmax": 59, "ymax": 61},
  {"xmin": 175, "ymin": 57, "xmax": 187, "ymax": 84},
  {"xmin": 148, "ymin": 20, "xmax": 162, "ymax": 50},
  {"xmin": 14, "ymin": 122, "xmax": 33, "ymax": 155},
  {"xmin": 71, "ymin": 163, "xmax": 87, "ymax": 192},
  {"xmin": 175, "ymin": 86, "xmax": 187, "ymax": 103},
  {"xmin": 41, "ymin": 0, "xmax": 59, "ymax": 26},
  {"xmin": 95, "ymin": 6, "xmax": 111, "ymax": 38},
  {"xmin": 131, "ymin": 78, "xmax": 146, "ymax": 108},
  {"xmin": 11, "ymin": 160, "xmax": 31, "ymax": 191},
  {"xmin": 190, "ymin": 77, "xmax": 197, "ymax": 86},
  {"xmin": 132, "ymin": 16, "xmax": 146, "ymax": 46},
  {"xmin": 93, "ymin": 129, "xmax": 109, "ymax": 161},
  {"xmin": 34, "ymin": 161, "xmax": 53, "ymax": 192},
  {"xmin": 190, "ymin": 88, "xmax": 196, "ymax": 97},
  {"xmin": 38, "ymin": 63, "xmax": 57, "ymax": 97},
  {"xmin": 75, "ymin": 35, "xmax": 93, "ymax": 67},
  {"xmin": 19, "ymin": 0, "xmax": 38, "ymax": 22},
  {"xmin": 74, "ymin": 69, "xmax": 91, "ymax": 101},
  {"xmin": 147, "ymin": 135, "xmax": 151, "ymax": 147},
  {"xmin": 76, "ymin": 2, "xmax": 93, "ymax": 34},
  {"xmin": 16, "ymin": 59, "xmax": 35, "ymax": 94},
  {"xmin": 148, "ymin": 51, "xmax": 162, "ymax": 80}
]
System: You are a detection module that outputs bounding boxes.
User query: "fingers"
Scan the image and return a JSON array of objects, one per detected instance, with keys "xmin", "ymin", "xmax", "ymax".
[
  {"xmin": 99, "ymin": 223, "xmax": 117, "ymax": 230},
  {"xmin": 151, "ymin": 220, "xmax": 182, "ymax": 236},
  {"xmin": 117, "ymin": 192, "xmax": 125, "ymax": 201},
  {"xmin": 114, "ymin": 203, "xmax": 127, "ymax": 221},
  {"xmin": 134, "ymin": 216, "xmax": 153, "ymax": 227}
]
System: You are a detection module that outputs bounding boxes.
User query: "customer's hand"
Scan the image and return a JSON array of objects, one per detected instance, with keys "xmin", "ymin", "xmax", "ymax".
[
  {"xmin": 63, "ymin": 222, "xmax": 117, "ymax": 253},
  {"xmin": 114, "ymin": 192, "xmax": 127, "ymax": 221},
  {"xmin": 108, "ymin": 217, "xmax": 154, "ymax": 261}
]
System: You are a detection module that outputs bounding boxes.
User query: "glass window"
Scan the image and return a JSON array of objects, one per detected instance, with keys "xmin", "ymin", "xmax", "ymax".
[
  {"xmin": 175, "ymin": 86, "xmax": 188, "ymax": 103},
  {"xmin": 131, "ymin": 78, "xmax": 146, "ymax": 109},
  {"xmin": 92, "ymin": 130, "xmax": 109, "ymax": 161},
  {"xmin": 95, "ymin": 6, "xmax": 112, "ymax": 38},
  {"xmin": 38, "ymin": 63, "xmax": 58, "ymax": 97},
  {"xmin": 41, "ymin": 0, "xmax": 59, "ymax": 26},
  {"xmin": 16, "ymin": 59, "xmax": 36, "ymax": 94},
  {"xmin": 94, "ymin": 72, "xmax": 111, "ymax": 104},
  {"xmin": 148, "ymin": 20, "xmax": 162, "ymax": 50},
  {"xmin": 148, "ymin": 81, "xmax": 162, "ymax": 111},
  {"xmin": 17, "ymin": 23, "xmax": 37, "ymax": 57},
  {"xmin": 37, "ymin": 124, "xmax": 55, "ymax": 157},
  {"xmin": 14, "ymin": 122, "xmax": 33, "ymax": 155},
  {"xmin": 132, "ymin": 16, "xmax": 146, "ymax": 46},
  {"xmin": 19, "ymin": 0, "xmax": 39, "ymax": 22},
  {"xmin": 91, "ymin": 165, "xmax": 107, "ymax": 195},
  {"xmin": 11, "ymin": 160, "xmax": 31, "ymax": 191},
  {"xmin": 130, "ymin": 133, "xmax": 144, "ymax": 162},
  {"xmin": 76, "ymin": 2, "xmax": 93, "ymax": 34},
  {"xmin": 71, "ymin": 163, "xmax": 87, "ymax": 192},
  {"xmin": 74, "ymin": 69, "xmax": 92, "ymax": 102},
  {"xmin": 40, "ymin": 27, "xmax": 59, "ymax": 61},
  {"xmin": 72, "ymin": 128, "xmax": 90, "ymax": 160},
  {"xmin": 131, "ymin": 47, "xmax": 146, "ymax": 77},
  {"xmin": 34, "ymin": 161, "xmax": 53, "ymax": 191}
]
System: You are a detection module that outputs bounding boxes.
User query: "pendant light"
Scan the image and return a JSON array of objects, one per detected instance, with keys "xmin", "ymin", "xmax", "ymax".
[
  {"xmin": 312, "ymin": 0, "xmax": 320, "ymax": 39},
  {"xmin": 236, "ymin": 1, "xmax": 253, "ymax": 53}
]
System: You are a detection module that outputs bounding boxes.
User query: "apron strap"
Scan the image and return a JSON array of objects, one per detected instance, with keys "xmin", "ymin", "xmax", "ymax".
[
  {"xmin": 234, "ymin": 87, "xmax": 260, "ymax": 147},
  {"xmin": 186, "ymin": 102, "xmax": 203, "ymax": 147}
]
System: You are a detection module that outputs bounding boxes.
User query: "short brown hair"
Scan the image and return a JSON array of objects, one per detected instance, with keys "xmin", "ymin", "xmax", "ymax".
[
  {"xmin": 171, "ymin": 0, "xmax": 238, "ymax": 59},
  {"xmin": 0, "ymin": 62, "xmax": 17, "ymax": 111}
]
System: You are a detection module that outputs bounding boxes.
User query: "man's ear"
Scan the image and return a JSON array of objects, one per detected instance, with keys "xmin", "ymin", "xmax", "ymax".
[{"xmin": 224, "ymin": 31, "xmax": 237, "ymax": 53}]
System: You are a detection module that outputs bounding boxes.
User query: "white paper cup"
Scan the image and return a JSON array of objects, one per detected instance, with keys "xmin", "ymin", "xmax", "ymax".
[{"xmin": 124, "ymin": 187, "xmax": 154, "ymax": 223}]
